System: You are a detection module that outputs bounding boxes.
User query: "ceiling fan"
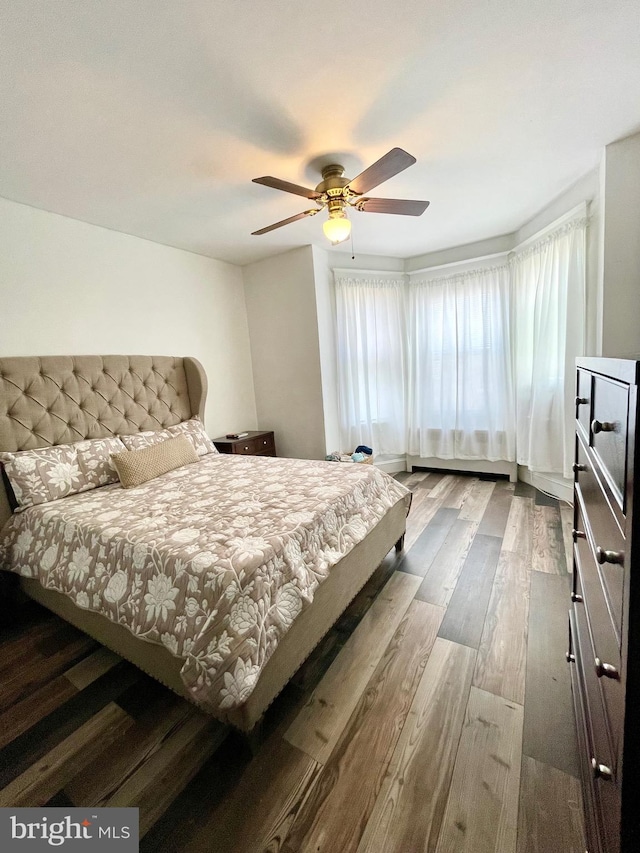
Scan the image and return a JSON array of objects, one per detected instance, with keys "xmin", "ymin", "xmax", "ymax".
[{"xmin": 251, "ymin": 147, "xmax": 429, "ymax": 245}]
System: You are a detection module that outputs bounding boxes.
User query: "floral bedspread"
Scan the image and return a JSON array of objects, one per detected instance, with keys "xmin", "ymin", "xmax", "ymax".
[{"xmin": 0, "ymin": 453, "xmax": 410, "ymax": 714}]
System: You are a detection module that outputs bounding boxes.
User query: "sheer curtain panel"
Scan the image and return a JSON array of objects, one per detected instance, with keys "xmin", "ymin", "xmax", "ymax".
[
  {"xmin": 406, "ymin": 265, "xmax": 516, "ymax": 461},
  {"xmin": 333, "ymin": 208, "xmax": 587, "ymax": 476},
  {"xmin": 334, "ymin": 274, "xmax": 406, "ymax": 455},
  {"xmin": 512, "ymin": 210, "xmax": 587, "ymax": 479}
]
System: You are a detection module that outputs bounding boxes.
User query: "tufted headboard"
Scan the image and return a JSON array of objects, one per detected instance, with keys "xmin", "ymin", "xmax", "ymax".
[{"xmin": 0, "ymin": 355, "xmax": 208, "ymax": 527}]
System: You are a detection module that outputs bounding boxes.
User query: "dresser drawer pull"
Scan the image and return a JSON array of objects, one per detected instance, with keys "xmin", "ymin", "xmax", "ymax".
[
  {"xmin": 572, "ymin": 529, "xmax": 586, "ymax": 542},
  {"xmin": 596, "ymin": 546, "xmax": 625, "ymax": 566},
  {"xmin": 575, "ymin": 396, "xmax": 588, "ymax": 406},
  {"xmin": 591, "ymin": 758, "xmax": 613, "ymax": 781},
  {"xmin": 566, "ymin": 651, "xmax": 575, "ymax": 663},
  {"xmin": 594, "ymin": 657, "xmax": 620, "ymax": 680},
  {"xmin": 591, "ymin": 419, "xmax": 616, "ymax": 434},
  {"xmin": 572, "ymin": 462, "xmax": 587, "ymax": 474},
  {"xmin": 571, "ymin": 592, "xmax": 583, "ymax": 603}
]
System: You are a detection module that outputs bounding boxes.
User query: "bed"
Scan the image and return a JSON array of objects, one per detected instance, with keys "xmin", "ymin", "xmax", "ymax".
[{"xmin": 0, "ymin": 355, "xmax": 409, "ymax": 731}]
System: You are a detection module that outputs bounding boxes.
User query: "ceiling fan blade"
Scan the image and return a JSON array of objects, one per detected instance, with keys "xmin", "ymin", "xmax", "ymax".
[
  {"xmin": 252, "ymin": 176, "xmax": 321, "ymax": 199},
  {"xmin": 345, "ymin": 148, "xmax": 416, "ymax": 196},
  {"xmin": 356, "ymin": 197, "xmax": 430, "ymax": 216},
  {"xmin": 251, "ymin": 209, "xmax": 319, "ymax": 235}
]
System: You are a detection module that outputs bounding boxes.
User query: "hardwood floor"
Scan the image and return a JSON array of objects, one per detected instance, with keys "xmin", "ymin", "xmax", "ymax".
[{"xmin": 0, "ymin": 472, "xmax": 585, "ymax": 852}]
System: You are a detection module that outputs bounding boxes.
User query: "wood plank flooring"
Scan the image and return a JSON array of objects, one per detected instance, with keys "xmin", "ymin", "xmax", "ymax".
[
  {"xmin": 435, "ymin": 686, "xmax": 523, "ymax": 853},
  {"xmin": 0, "ymin": 472, "xmax": 585, "ymax": 852}
]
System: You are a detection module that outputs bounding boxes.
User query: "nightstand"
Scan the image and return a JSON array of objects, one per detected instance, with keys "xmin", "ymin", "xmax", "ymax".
[{"xmin": 212, "ymin": 430, "xmax": 276, "ymax": 457}]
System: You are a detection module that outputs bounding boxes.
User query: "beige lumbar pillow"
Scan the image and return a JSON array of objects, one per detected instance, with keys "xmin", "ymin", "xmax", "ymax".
[{"xmin": 112, "ymin": 435, "xmax": 199, "ymax": 488}]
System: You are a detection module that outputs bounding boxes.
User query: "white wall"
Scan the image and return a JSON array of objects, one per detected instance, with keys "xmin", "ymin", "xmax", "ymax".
[
  {"xmin": 600, "ymin": 131, "xmax": 640, "ymax": 357},
  {"xmin": 405, "ymin": 232, "xmax": 515, "ymax": 273},
  {"xmin": 0, "ymin": 196, "xmax": 257, "ymax": 437},
  {"xmin": 515, "ymin": 169, "xmax": 599, "ymax": 244},
  {"xmin": 311, "ymin": 246, "xmax": 341, "ymax": 454},
  {"xmin": 326, "ymin": 250, "xmax": 405, "ymax": 273},
  {"xmin": 242, "ymin": 246, "xmax": 326, "ymax": 460},
  {"xmin": 523, "ymin": 141, "xmax": 640, "ymax": 360}
]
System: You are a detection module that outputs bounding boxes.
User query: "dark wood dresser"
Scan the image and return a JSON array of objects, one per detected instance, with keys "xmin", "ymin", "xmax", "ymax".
[
  {"xmin": 569, "ymin": 357, "xmax": 640, "ymax": 853},
  {"xmin": 212, "ymin": 430, "xmax": 276, "ymax": 457}
]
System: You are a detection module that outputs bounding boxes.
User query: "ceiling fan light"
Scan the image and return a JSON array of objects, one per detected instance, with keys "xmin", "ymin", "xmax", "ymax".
[{"xmin": 323, "ymin": 213, "xmax": 351, "ymax": 245}]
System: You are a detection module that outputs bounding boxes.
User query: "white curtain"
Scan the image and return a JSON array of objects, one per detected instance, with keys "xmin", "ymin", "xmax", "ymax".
[
  {"xmin": 406, "ymin": 265, "xmax": 516, "ymax": 460},
  {"xmin": 512, "ymin": 212, "xmax": 587, "ymax": 479},
  {"xmin": 333, "ymin": 209, "xmax": 586, "ymax": 473},
  {"xmin": 334, "ymin": 274, "xmax": 406, "ymax": 455}
]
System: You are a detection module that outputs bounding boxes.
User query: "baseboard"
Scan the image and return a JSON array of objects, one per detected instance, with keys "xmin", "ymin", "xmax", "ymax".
[
  {"xmin": 375, "ymin": 455, "xmax": 573, "ymax": 501},
  {"xmin": 374, "ymin": 457, "xmax": 407, "ymax": 474},
  {"xmin": 406, "ymin": 456, "xmax": 517, "ymax": 482},
  {"xmin": 517, "ymin": 466, "xmax": 573, "ymax": 503}
]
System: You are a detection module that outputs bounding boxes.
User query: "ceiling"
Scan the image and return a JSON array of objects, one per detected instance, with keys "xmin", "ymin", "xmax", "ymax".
[{"xmin": 1, "ymin": 1, "xmax": 639, "ymax": 267}]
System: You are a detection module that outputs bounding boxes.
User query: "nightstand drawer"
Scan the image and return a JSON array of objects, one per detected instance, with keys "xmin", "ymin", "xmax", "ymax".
[
  {"xmin": 212, "ymin": 430, "xmax": 276, "ymax": 457},
  {"xmin": 234, "ymin": 438, "xmax": 260, "ymax": 454},
  {"xmin": 256, "ymin": 433, "xmax": 275, "ymax": 455}
]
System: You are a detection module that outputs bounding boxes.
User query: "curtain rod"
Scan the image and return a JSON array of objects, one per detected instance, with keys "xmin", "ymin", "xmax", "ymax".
[
  {"xmin": 333, "ymin": 201, "xmax": 589, "ymax": 278},
  {"xmin": 332, "ymin": 267, "xmax": 406, "ymax": 277}
]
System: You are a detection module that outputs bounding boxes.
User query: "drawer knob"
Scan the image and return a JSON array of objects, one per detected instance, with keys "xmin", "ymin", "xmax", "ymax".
[
  {"xmin": 566, "ymin": 651, "xmax": 575, "ymax": 663},
  {"xmin": 596, "ymin": 546, "xmax": 624, "ymax": 566},
  {"xmin": 572, "ymin": 529, "xmax": 586, "ymax": 541},
  {"xmin": 591, "ymin": 419, "xmax": 616, "ymax": 434},
  {"xmin": 575, "ymin": 396, "xmax": 588, "ymax": 406},
  {"xmin": 591, "ymin": 758, "xmax": 613, "ymax": 781},
  {"xmin": 572, "ymin": 462, "xmax": 587, "ymax": 474},
  {"xmin": 571, "ymin": 592, "xmax": 583, "ymax": 603},
  {"xmin": 594, "ymin": 657, "xmax": 620, "ymax": 680}
]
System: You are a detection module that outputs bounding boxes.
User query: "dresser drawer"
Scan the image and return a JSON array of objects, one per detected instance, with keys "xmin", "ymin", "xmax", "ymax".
[
  {"xmin": 590, "ymin": 374, "xmax": 630, "ymax": 509},
  {"xmin": 573, "ymin": 524, "xmax": 623, "ymax": 772},
  {"xmin": 572, "ymin": 577, "xmax": 615, "ymax": 777},
  {"xmin": 576, "ymin": 367, "xmax": 593, "ymax": 440},
  {"xmin": 569, "ymin": 612, "xmax": 604, "ymax": 853},
  {"xmin": 571, "ymin": 599, "xmax": 621, "ymax": 853},
  {"xmin": 573, "ymin": 357, "xmax": 639, "ymax": 853},
  {"xmin": 575, "ymin": 440, "xmax": 625, "ymax": 637}
]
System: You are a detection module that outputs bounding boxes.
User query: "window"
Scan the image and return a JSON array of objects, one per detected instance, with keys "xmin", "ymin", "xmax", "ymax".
[
  {"xmin": 334, "ymin": 207, "xmax": 586, "ymax": 475},
  {"xmin": 406, "ymin": 265, "xmax": 515, "ymax": 460}
]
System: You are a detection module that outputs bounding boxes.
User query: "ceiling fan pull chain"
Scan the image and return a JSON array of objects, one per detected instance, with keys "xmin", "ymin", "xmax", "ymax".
[{"xmin": 351, "ymin": 229, "xmax": 355, "ymax": 260}]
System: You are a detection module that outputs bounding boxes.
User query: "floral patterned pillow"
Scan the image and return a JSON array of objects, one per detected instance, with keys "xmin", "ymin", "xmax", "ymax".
[
  {"xmin": 172, "ymin": 419, "xmax": 219, "ymax": 456},
  {"xmin": 75, "ymin": 437, "xmax": 127, "ymax": 488},
  {"xmin": 0, "ymin": 436, "xmax": 126, "ymax": 510},
  {"xmin": 120, "ymin": 418, "xmax": 218, "ymax": 457}
]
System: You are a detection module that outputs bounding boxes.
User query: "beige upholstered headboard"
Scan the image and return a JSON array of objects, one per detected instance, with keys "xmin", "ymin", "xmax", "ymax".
[{"xmin": 0, "ymin": 355, "xmax": 208, "ymax": 527}]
